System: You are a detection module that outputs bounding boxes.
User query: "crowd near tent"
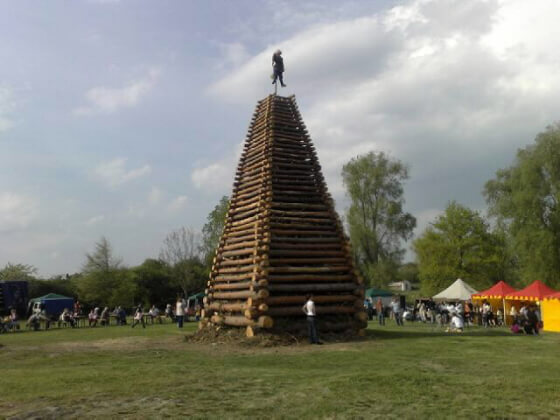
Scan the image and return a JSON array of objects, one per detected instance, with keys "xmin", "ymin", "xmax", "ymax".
[
  {"xmin": 472, "ymin": 281, "xmax": 517, "ymax": 325},
  {"xmin": 542, "ymin": 293, "xmax": 560, "ymax": 333},
  {"xmin": 433, "ymin": 278, "xmax": 478, "ymax": 301},
  {"xmin": 504, "ymin": 280, "xmax": 556, "ymax": 327}
]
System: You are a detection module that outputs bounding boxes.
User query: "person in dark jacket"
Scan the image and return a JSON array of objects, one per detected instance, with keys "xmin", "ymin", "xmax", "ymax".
[
  {"xmin": 272, "ymin": 49, "xmax": 286, "ymax": 87},
  {"xmin": 525, "ymin": 305, "xmax": 540, "ymax": 335}
]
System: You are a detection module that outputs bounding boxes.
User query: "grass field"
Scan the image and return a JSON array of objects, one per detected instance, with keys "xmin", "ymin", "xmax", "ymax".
[{"xmin": 1, "ymin": 320, "xmax": 559, "ymax": 419}]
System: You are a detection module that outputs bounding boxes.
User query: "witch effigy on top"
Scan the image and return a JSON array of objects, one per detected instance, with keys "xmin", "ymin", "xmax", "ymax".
[{"xmin": 199, "ymin": 54, "xmax": 366, "ymax": 338}]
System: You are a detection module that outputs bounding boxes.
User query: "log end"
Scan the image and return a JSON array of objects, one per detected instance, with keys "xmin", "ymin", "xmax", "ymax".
[
  {"xmin": 246, "ymin": 326, "xmax": 255, "ymax": 338},
  {"xmin": 257, "ymin": 315, "xmax": 274, "ymax": 329},
  {"xmin": 354, "ymin": 311, "xmax": 368, "ymax": 323}
]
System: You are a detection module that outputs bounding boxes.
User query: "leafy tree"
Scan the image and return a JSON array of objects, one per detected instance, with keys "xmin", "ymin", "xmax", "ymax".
[
  {"xmin": 413, "ymin": 202, "xmax": 506, "ymax": 295},
  {"xmin": 83, "ymin": 236, "xmax": 122, "ymax": 274},
  {"xmin": 108, "ymin": 269, "xmax": 137, "ymax": 308},
  {"xmin": 484, "ymin": 123, "xmax": 560, "ymax": 287},
  {"xmin": 0, "ymin": 263, "xmax": 37, "ymax": 281},
  {"xmin": 200, "ymin": 196, "xmax": 229, "ymax": 269},
  {"xmin": 159, "ymin": 227, "xmax": 206, "ymax": 296},
  {"xmin": 131, "ymin": 259, "xmax": 175, "ymax": 307},
  {"xmin": 342, "ymin": 152, "xmax": 416, "ymax": 286},
  {"xmin": 77, "ymin": 237, "xmax": 124, "ymax": 306},
  {"xmin": 28, "ymin": 275, "xmax": 78, "ymax": 299},
  {"xmin": 397, "ymin": 262, "xmax": 419, "ymax": 285}
]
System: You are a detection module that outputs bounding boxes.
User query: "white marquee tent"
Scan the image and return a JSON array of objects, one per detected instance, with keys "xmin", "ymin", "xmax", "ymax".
[{"xmin": 433, "ymin": 278, "xmax": 478, "ymax": 301}]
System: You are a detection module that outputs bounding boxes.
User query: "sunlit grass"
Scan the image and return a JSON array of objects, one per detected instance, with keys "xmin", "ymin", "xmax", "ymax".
[{"xmin": 1, "ymin": 320, "xmax": 559, "ymax": 418}]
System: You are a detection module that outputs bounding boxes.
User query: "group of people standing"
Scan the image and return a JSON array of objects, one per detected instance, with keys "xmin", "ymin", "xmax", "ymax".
[
  {"xmin": 510, "ymin": 304, "xmax": 541, "ymax": 335},
  {"xmin": 365, "ymin": 297, "xmax": 405, "ymax": 326}
]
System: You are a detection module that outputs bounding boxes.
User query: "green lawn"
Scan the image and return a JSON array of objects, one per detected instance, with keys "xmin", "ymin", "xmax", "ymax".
[{"xmin": 1, "ymin": 320, "xmax": 559, "ymax": 419}]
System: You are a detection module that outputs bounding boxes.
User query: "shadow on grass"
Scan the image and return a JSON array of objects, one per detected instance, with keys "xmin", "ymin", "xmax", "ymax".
[{"xmin": 362, "ymin": 326, "xmax": 513, "ymax": 340}]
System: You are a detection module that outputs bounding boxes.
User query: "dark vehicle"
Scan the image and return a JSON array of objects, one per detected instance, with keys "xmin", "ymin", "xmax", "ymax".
[{"xmin": 0, "ymin": 281, "xmax": 29, "ymax": 316}]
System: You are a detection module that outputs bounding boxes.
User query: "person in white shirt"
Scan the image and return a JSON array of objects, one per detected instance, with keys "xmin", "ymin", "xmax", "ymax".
[
  {"xmin": 448, "ymin": 314, "xmax": 464, "ymax": 332},
  {"xmin": 302, "ymin": 294, "xmax": 321, "ymax": 344},
  {"xmin": 176, "ymin": 297, "xmax": 185, "ymax": 328}
]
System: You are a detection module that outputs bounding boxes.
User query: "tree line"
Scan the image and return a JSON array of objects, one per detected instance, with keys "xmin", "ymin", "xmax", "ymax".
[
  {"xmin": 344, "ymin": 123, "xmax": 560, "ymax": 294},
  {"xmin": 3, "ymin": 124, "xmax": 560, "ymax": 302},
  {"xmin": 0, "ymin": 197, "xmax": 229, "ymax": 309}
]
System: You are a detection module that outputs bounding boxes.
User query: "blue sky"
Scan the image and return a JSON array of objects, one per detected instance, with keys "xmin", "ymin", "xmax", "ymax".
[{"xmin": 1, "ymin": 0, "xmax": 560, "ymax": 276}]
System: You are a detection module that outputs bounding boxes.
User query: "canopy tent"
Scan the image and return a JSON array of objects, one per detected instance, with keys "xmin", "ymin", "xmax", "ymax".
[
  {"xmin": 472, "ymin": 281, "xmax": 517, "ymax": 299},
  {"xmin": 365, "ymin": 288, "xmax": 394, "ymax": 307},
  {"xmin": 504, "ymin": 280, "xmax": 555, "ymax": 301},
  {"xmin": 542, "ymin": 292, "xmax": 560, "ymax": 333},
  {"xmin": 185, "ymin": 292, "xmax": 205, "ymax": 311},
  {"xmin": 472, "ymin": 281, "xmax": 517, "ymax": 325},
  {"xmin": 28, "ymin": 293, "xmax": 74, "ymax": 316},
  {"xmin": 504, "ymin": 280, "xmax": 557, "ymax": 327},
  {"xmin": 187, "ymin": 292, "xmax": 205, "ymax": 302},
  {"xmin": 29, "ymin": 293, "xmax": 73, "ymax": 303},
  {"xmin": 365, "ymin": 288, "xmax": 393, "ymax": 298},
  {"xmin": 433, "ymin": 278, "xmax": 478, "ymax": 301}
]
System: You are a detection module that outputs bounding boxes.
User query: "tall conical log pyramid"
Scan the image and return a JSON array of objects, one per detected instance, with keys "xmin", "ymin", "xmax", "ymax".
[{"xmin": 201, "ymin": 95, "xmax": 367, "ymax": 337}]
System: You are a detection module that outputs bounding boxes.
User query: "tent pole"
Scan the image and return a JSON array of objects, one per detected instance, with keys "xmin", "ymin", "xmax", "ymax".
[{"xmin": 503, "ymin": 298, "xmax": 507, "ymax": 327}]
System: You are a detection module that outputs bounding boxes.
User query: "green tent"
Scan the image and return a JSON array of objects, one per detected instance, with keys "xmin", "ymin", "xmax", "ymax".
[
  {"xmin": 186, "ymin": 292, "xmax": 205, "ymax": 303},
  {"xmin": 29, "ymin": 293, "xmax": 74, "ymax": 303},
  {"xmin": 365, "ymin": 288, "xmax": 393, "ymax": 298},
  {"xmin": 29, "ymin": 293, "xmax": 74, "ymax": 315}
]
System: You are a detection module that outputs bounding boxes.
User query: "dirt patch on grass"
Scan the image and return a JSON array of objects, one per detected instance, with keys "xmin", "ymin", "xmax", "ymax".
[
  {"xmin": 184, "ymin": 325, "xmax": 373, "ymax": 355},
  {"xmin": 187, "ymin": 325, "xmax": 299, "ymax": 347},
  {"xmin": 1, "ymin": 327, "xmax": 377, "ymax": 360},
  {"xmin": 4, "ymin": 396, "xmax": 192, "ymax": 419},
  {"xmin": 1, "ymin": 335, "xmax": 188, "ymax": 356}
]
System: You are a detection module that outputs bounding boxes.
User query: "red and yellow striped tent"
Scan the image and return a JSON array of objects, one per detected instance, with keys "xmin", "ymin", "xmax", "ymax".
[
  {"xmin": 472, "ymin": 281, "xmax": 517, "ymax": 300},
  {"xmin": 505, "ymin": 280, "xmax": 556, "ymax": 301},
  {"xmin": 542, "ymin": 292, "xmax": 560, "ymax": 333},
  {"xmin": 504, "ymin": 280, "xmax": 557, "ymax": 326},
  {"xmin": 472, "ymin": 281, "xmax": 517, "ymax": 325}
]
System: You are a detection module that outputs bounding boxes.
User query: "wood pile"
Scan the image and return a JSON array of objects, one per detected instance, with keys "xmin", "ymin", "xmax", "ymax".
[{"xmin": 201, "ymin": 94, "xmax": 366, "ymax": 337}]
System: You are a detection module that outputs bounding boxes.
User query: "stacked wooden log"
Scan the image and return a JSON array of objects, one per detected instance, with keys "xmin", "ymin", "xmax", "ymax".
[{"xmin": 201, "ymin": 94, "xmax": 366, "ymax": 337}]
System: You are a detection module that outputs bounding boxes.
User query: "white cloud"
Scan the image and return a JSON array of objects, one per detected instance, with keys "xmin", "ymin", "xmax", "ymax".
[
  {"xmin": 206, "ymin": 0, "xmax": 560, "ymax": 243},
  {"xmin": 191, "ymin": 142, "xmax": 243, "ymax": 193},
  {"xmin": 168, "ymin": 195, "xmax": 188, "ymax": 212},
  {"xmin": 94, "ymin": 158, "xmax": 151, "ymax": 188},
  {"xmin": 0, "ymin": 86, "xmax": 16, "ymax": 132},
  {"xmin": 74, "ymin": 68, "xmax": 160, "ymax": 115},
  {"xmin": 148, "ymin": 187, "xmax": 162, "ymax": 205},
  {"xmin": 85, "ymin": 215, "xmax": 105, "ymax": 226},
  {"xmin": 0, "ymin": 192, "xmax": 38, "ymax": 232},
  {"xmin": 217, "ymin": 42, "xmax": 251, "ymax": 69}
]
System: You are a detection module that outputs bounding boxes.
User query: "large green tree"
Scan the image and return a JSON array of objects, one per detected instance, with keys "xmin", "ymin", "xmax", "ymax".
[
  {"xmin": 342, "ymin": 152, "xmax": 416, "ymax": 286},
  {"xmin": 484, "ymin": 123, "xmax": 560, "ymax": 287},
  {"xmin": 131, "ymin": 259, "xmax": 175, "ymax": 307},
  {"xmin": 413, "ymin": 202, "xmax": 506, "ymax": 295},
  {"xmin": 159, "ymin": 227, "xmax": 206, "ymax": 296},
  {"xmin": 77, "ymin": 237, "xmax": 131, "ymax": 306},
  {"xmin": 200, "ymin": 196, "xmax": 229, "ymax": 269}
]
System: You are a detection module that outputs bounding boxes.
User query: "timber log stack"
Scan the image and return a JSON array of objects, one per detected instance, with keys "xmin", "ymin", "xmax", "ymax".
[{"xmin": 201, "ymin": 95, "xmax": 367, "ymax": 337}]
